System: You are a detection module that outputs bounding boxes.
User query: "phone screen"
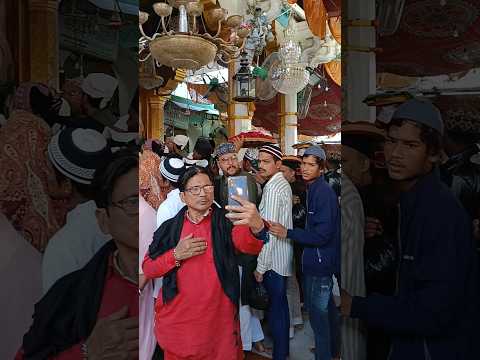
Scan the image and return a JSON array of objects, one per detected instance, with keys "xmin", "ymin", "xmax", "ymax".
[{"xmin": 227, "ymin": 176, "xmax": 249, "ymax": 207}]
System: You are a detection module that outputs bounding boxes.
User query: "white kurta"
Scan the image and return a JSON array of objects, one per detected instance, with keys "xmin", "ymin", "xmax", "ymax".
[
  {"xmin": 42, "ymin": 200, "xmax": 110, "ymax": 294},
  {"xmin": 341, "ymin": 174, "xmax": 367, "ymax": 360},
  {"xmin": 153, "ymin": 188, "xmax": 185, "ymax": 298}
]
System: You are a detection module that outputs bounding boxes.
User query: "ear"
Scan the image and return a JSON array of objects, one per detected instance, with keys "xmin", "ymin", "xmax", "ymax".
[
  {"xmin": 179, "ymin": 191, "xmax": 186, "ymax": 203},
  {"xmin": 428, "ymin": 153, "xmax": 441, "ymax": 164},
  {"xmin": 360, "ymin": 158, "xmax": 371, "ymax": 173},
  {"xmin": 95, "ymin": 208, "xmax": 111, "ymax": 235}
]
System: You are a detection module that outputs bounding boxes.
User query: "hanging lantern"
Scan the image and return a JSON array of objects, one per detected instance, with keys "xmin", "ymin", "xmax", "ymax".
[{"xmin": 233, "ymin": 51, "xmax": 256, "ymax": 102}]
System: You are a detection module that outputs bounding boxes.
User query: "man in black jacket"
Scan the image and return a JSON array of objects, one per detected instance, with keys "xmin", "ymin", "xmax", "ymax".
[{"xmin": 341, "ymin": 99, "xmax": 479, "ymax": 360}]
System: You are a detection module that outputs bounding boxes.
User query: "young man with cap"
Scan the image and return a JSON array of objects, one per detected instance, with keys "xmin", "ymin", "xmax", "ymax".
[
  {"xmin": 253, "ymin": 144, "xmax": 293, "ymax": 360},
  {"xmin": 42, "ymin": 128, "xmax": 112, "ymax": 294},
  {"xmin": 269, "ymin": 145, "xmax": 341, "ymax": 360},
  {"xmin": 340, "ymin": 98, "xmax": 479, "ymax": 360}
]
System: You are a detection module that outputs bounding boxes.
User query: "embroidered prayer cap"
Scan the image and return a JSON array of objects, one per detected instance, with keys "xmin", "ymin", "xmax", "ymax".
[
  {"xmin": 48, "ymin": 128, "xmax": 112, "ymax": 185},
  {"xmin": 244, "ymin": 148, "xmax": 259, "ymax": 162},
  {"xmin": 259, "ymin": 144, "xmax": 283, "ymax": 161},
  {"xmin": 160, "ymin": 157, "xmax": 186, "ymax": 183},
  {"xmin": 215, "ymin": 142, "xmax": 236, "ymax": 158},
  {"xmin": 81, "ymin": 73, "xmax": 118, "ymax": 110},
  {"xmin": 304, "ymin": 145, "xmax": 326, "ymax": 160},
  {"xmin": 173, "ymin": 135, "xmax": 189, "ymax": 150},
  {"xmin": 392, "ymin": 98, "xmax": 444, "ymax": 135}
]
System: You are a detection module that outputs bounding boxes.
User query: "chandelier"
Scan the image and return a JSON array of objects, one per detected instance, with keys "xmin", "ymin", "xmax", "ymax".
[
  {"xmin": 139, "ymin": 1, "xmax": 250, "ymax": 71},
  {"xmin": 271, "ymin": 17, "xmax": 310, "ymax": 95}
]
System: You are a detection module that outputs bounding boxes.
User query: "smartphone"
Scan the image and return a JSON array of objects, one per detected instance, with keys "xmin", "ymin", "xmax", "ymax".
[{"xmin": 227, "ymin": 176, "xmax": 250, "ymax": 207}]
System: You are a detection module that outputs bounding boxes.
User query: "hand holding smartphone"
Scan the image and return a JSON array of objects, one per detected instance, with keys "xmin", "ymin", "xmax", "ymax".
[{"xmin": 227, "ymin": 176, "xmax": 250, "ymax": 207}]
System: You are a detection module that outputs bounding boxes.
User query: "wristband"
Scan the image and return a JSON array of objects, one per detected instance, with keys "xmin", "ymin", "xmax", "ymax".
[{"xmin": 173, "ymin": 248, "xmax": 181, "ymax": 267}]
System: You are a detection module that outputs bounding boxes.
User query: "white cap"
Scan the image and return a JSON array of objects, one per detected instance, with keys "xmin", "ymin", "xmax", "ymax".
[
  {"xmin": 173, "ymin": 135, "xmax": 189, "ymax": 150},
  {"xmin": 183, "ymin": 157, "xmax": 209, "ymax": 168},
  {"xmin": 114, "ymin": 114, "xmax": 130, "ymax": 131},
  {"xmin": 81, "ymin": 73, "xmax": 118, "ymax": 110}
]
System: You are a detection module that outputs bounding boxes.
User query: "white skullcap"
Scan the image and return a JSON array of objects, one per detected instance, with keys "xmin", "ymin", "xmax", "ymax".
[
  {"xmin": 82, "ymin": 73, "xmax": 118, "ymax": 110},
  {"xmin": 173, "ymin": 135, "xmax": 189, "ymax": 150}
]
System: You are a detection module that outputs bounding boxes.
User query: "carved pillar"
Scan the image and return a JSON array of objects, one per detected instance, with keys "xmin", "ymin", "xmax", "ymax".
[
  {"xmin": 279, "ymin": 94, "xmax": 298, "ymax": 155},
  {"xmin": 140, "ymin": 69, "xmax": 187, "ymax": 140},
  {"xmin": 28, "ymin": 0, "xmax": 59, "ymax": 88},
  {"xmin": 148, "ymin": 94, "xmax": 169, "ymax": 140}
]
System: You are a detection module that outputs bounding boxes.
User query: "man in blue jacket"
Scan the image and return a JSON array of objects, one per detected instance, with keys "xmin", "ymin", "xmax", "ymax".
[
  {"xmin": 341, "ymin": 99, "xmax": 479, "ymax": 360},
  {"xmin": 269, "ymin": 145, "xmax": 341, "ymax": 360}
]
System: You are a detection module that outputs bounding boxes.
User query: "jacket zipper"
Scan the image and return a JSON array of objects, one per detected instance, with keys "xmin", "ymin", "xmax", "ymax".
[
  {"xmin": 306, "ymin": 188, "xmax": 321, "ymax": 264},
  {"xmin": 423, "ymin": 339, "xmax": 432, "ymax": 360},
  {"xmin": 388, "ymin": 203, "xmax": 402, "ymax": 359},
  {"xmin": 395, "ymin": 203, "xmax": 401, "ymax": 295}
]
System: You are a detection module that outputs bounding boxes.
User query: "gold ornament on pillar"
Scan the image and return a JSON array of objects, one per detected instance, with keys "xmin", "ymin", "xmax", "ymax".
[
  {"xmin": 324, "ymin": 60, "xmax": 341, "ymax": 86},
  {"xmin": 303, "ymin": 0, "xmax": 327, "ymax": 39},
  {"xmin": 29, "ymin": 0, "xmax": 59, "ymax": 87}
]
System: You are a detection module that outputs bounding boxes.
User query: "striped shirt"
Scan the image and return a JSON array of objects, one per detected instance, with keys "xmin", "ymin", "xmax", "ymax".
[
  {"xmin": 340, "ymin": 174, "xmax": 366, "ymax": 360},
  {"xmin": 256, "ymin": 172, "xmax": 293, "ymax": 276}
]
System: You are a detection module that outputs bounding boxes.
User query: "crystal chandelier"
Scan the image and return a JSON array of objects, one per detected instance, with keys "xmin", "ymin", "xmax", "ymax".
[
  {"xmin": 139, "ymin": 1, "xmax": 250, "ymax": 71},
  {"xmin": 271, "ymin": 17, "xmax": 309, "ymax": 95}
]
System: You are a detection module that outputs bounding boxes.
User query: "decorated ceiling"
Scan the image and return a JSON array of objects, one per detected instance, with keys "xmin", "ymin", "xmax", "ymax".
[
  {"xmin": 253, "ymin": 65, "xmax": 341, "ymax": 136},
  {"xmin": 252, "ymin": 0, "xmax": 342, "ymax": 136},
  {"xmin": 140, "ymin": 0, "xmax": 342, "ymax": 136},
  {"xmin": 377, "ymin": 0, "xmax": 480, "ymax": 76}
]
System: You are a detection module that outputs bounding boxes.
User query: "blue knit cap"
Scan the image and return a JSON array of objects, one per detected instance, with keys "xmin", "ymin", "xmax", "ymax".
[{"xmin": 303, "ymin": 145, "xmax": 326, "ymax": 160}]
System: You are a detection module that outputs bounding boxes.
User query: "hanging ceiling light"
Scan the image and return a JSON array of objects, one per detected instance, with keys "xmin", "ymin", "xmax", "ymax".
[
  {"xmin": 271, "ymin": 16, "xmax": 309, "ymax": 95},
  {"xmin": 139, "ymin": 1, "xmax": 251, "ymax": 71}
]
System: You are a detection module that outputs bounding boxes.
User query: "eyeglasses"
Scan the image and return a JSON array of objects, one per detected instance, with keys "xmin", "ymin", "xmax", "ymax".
[
  {"xmin": 111, "ymin": 195, "xmax": 139, "ymax": 215},
  {"xmin": 184, "ymin": 184, "xmax": 215, "ymax": 196},
  {"xmin": 219, "ymin": 155, "xmax": 238, "ymax": 164}
]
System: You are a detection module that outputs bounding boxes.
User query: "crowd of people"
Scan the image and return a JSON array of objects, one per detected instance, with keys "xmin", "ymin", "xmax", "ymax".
[
  {"xmin": 2, "ymin": 67, "xmax": 477, "ymax": 360},
  {"xmin": 139, "ymin": 137, "xmax": 342, "ymax": 360},
  {"xmin": 0, "ymin": 74, "xmax": 140, "ymax": 359}
]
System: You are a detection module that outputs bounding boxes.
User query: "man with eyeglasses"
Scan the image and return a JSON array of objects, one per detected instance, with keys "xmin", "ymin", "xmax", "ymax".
[
  {"xmin": 214, "ymin": 142, "xmax": 258, "ymax": 207},
  {"xmin": 42, "ymin": 127, "xmax": 112, "ymax": 294},
  {"xmin": 144, "ymin": 165, "xmax": 267, "ymax": 360},
  {"xmin": 19, "ymin": 148, "xmax": 139, "ymax": 359}
]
